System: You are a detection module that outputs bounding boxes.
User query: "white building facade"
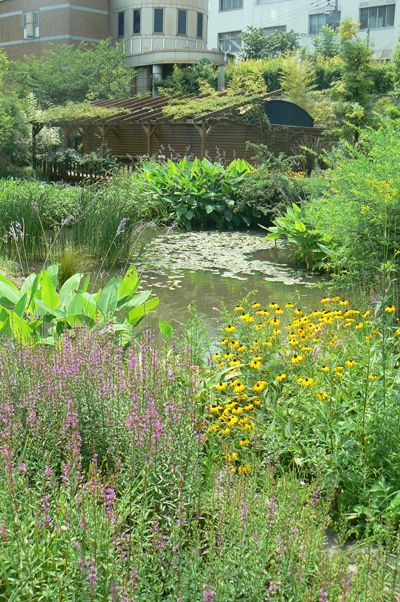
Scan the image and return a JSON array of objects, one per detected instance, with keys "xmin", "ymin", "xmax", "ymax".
[{"xmin": 208, "ymin": 0, "xmax": 400, "ymax": 60}]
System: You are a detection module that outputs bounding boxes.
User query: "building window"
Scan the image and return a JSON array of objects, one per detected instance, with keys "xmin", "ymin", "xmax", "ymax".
[
  {"xmin": 118, "ymin": 11, "xmax": 125, "ymax": 37},
  {"xmin": 154, "ymin": 8, "xmax": 164, "ymax": 33},
  {"xmin": 218, "ymin": 31, "xmax": 242, "ymax": 52},
  {"xmin": 220, "ymin": 0, "xmax": 243, "ymax": 12},
  {"xmin": 23, "ymin": 11, "xmax": 39, "ymax": 39},
  {"xmin": 263, "ymin": 25, "xmax": 287, "ymax": 35},
  {"xmin": 197, "ymin": 13, "xmax": 204, "ymax": 38},
  {"xmin": 133, "ymin": 9, "xmax": 141, "ymax": 34},
  {"xmin": 360, "ymin": 5, "xmax": 395, "ymax": 29},
  {"xmin": 309, "ymin": 11, "xmax": 341, "ymax": 34},
  {"xmin": 177, "ymin": 9, "xmax": 187, "ymax": 35}
]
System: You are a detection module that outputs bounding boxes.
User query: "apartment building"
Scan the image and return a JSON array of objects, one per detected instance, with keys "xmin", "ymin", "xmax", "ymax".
[
  {"xmin": 0, "ymin": 0, "xmax": 109, "ymax": 59},
  {"xmin": 208, "ymin": 0, "xmax": 400, "ymax": 59},
  {"xmin": 109, "ymin": 0, "xmax": 223, "ymax": 92}
]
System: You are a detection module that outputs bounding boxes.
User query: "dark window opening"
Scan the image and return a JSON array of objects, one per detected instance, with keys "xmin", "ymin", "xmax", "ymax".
[
  {"xmin": 118, "ymin": 11, "xmax": 125, "ymax": 37},
  {"xmin": 197, "ymin": 13, "xmax": 204, "ymax": 38},
  {"xmin": 154, "ymin": 8, "xmax": 164, "ymax": 33},
  {"xmin": 177, "ymin": 9, "xmax": 187, "ymax": 35},
  {"xmin": 133, "ymin": 9, "xmax": 141, "ymax": 34}
]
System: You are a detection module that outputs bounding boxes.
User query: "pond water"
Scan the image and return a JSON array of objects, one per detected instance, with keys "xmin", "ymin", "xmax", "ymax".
[{"xmin": 134, "ymin": 230, "xmax": 326, "ymax": 333}]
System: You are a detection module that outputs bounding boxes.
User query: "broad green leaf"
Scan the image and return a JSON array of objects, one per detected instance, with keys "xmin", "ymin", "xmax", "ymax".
[
  {"xmin": 60, "ymin": 273, "xmax": 83, "ymax": 300},
  {"xmin": 118, "ymin": 267, "xmax": 139, "ymax": 302},
  {"xmin": 159, "ymin": 319, "xmax": 173, "ymax": 340},
  {"xmin": 0, "ymin": 273, "xmax": 20, "ymax": 307},
  {"xmin": 128, "ymin": 296, "xmax": 159, "ymax": 325},
  {"xmin": 41, "ymin": 271, "xmax": 61, "ymax": 312},
  {"xmin": 97, "ymin": 276, "xmax": 119, "ymax": 318}
]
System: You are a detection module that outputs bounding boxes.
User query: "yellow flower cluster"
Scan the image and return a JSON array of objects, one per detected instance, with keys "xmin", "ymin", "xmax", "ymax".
[{"xmin": 206, "ymin": 296, "xmax": 399, "ymax": 474}]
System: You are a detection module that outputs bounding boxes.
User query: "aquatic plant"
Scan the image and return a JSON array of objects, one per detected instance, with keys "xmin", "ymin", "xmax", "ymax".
[{"xmin": 0, "ymin": 264, "xmax": 158, "ymax": 345}]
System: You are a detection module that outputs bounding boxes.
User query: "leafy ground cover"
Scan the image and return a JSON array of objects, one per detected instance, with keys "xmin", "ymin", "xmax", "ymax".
[{"xmin": 1, "ymin": 293, "xmax": 400, "ymax": 599}]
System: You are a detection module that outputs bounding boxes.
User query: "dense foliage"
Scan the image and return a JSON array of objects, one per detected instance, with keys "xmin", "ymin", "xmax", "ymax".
[
  {"xmin": 273, "ymin": 122, "xmax": 400, "ymax": 285},
  {"xmin": 8, "ymin": 40, "xmax": 133, "ymax": 106},
  {"xmin": 240, "ymin": 28, "xmax": 300, "ymax": 60},
  {"xmin": 0, "ymin": 265, "xmax": 158, "ymax": 345},
  {"xmin": 1, "ymin": 310, "xmax": 399, "ymax": 599}
]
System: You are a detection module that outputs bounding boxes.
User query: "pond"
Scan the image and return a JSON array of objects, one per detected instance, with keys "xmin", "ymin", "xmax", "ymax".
[{"xmin": 135, "ymin": 230, "xmax": 325, "ymax": 333}]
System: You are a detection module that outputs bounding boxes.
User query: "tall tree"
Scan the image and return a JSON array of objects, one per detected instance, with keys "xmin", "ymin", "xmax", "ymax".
[
  {"xmin": 8, "ymin": 40, "xmax": 133, "ymax": 107},
  {"xmin": 241, "ymin": 28, "xmax": 299, "ymax": 60}
]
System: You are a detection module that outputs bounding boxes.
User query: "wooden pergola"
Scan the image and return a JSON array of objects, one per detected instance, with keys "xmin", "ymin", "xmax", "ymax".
[{"xmin": 33, "ymin": 89, "xmax": 283, "ymax": 164}]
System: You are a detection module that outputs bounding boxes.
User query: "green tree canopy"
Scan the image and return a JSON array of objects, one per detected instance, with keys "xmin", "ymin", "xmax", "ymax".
[
  {"xmin": 313, "ymin": 25, "xmax": 340, "ymax": 58},
  {"xmin": 7, "ymin": 40, "xmax": 133, "ymax": 107},
  {"xmin": 241, "ymin": 28, "xmax": 299, "ymax": 60}
]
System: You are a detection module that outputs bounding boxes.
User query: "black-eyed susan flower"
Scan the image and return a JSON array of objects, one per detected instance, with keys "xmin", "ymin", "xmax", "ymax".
[
  {"xmin": 225, "ymin": 451, "xmax": 238, "ymax": 463},
  {"xmin": 345, "ymin": 360, "xmax": 356, "ymax": 368},
  {"xmin": 290, "ymin": 354, "xmax": 304, "ymax": 365},
  {"xmin": 368, "ymin": 374, "xmax": 378, "ymax": 382},
  {"xmin": 297, "ymin": 376, "xmax": 314, "ymax": 387},
  {"xmin": 238, "ymin": 464, "xmax": 251, "ymax": 475},
  {"xmin": 239, "ymin": 438, "xmax": 250, "ymax": 446},
  {"xmin": 385, "ymin": 305, "xmax": 396, "ymax": 314},
  {"xmin": 316, "ymin": 391, "xmax": 329, "ymax": 400},
  {"xmin": 251, "ymin": 303, "xmax": 261, "ymax": 309},
  {"xmin": 320, "ymin": 365, "xmax": 330, "ymax": 373},
  {"xmin": 253, "ymin": 380, "xmax": 267, "ymax": 392},
  {"xmin": 215, "ymin": 382, "xmax": 227, "ymax": 391},
  {"xmin": 249, "ymin": 358, "xmax": 262, "ymax": 369},
  {"xmin": 276, "ymin": 373, "xmax": 287, "ymax": 383},
  {"xmin": 234, "ymin": 305, "xmax": 244, "ymax": 313},
  {"xmin": 225, "ymin": 325, "xmax": 236, "ymax": 333}
]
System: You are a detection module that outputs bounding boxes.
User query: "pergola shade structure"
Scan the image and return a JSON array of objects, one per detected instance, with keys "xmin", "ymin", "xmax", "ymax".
[{"xmin": 34, "ymin": 90, "xmax": 323, "ymax": 165}]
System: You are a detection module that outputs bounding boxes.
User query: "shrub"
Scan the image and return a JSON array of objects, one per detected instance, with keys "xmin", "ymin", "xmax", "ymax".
[
  {"xmin": 133, "ymin": 157, "xmax": 254, "ymax": 230},
  {"xmin": 304, "ymin": 122, "xmax": 400, "ymax": 283},
  {"xmin": 235, "ymin": 163, "xmax": 309, "ymax": 226},
  {"xmin": 206, "ymin": 295, "xmax": 400, "ymax": 533}
]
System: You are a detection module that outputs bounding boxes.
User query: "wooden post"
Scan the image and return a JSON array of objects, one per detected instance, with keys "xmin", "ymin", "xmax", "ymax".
[
  {"xmin": 141, "ymin": 124, "xmax": 158, "ymax": 157},
  {"xmin": 194, "ymin": 120, "xmax": 214, "ymax": 159}
]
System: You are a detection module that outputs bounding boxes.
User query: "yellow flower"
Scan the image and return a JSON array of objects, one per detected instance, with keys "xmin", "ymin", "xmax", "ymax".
[
  {"xmin": 244, "ymin": 404, "xmax": 254, "ymax": 411},
  {"xmin": 253, "ymin": 399, "xmax": 261, "ymax": 407},
  {"xmin": 224, "ymin": 353, "xmax": 234, "ymax": 360},
  {"xmin": 368, "ymin": 374, "xmax": 378, "ymax": 382},
  {"xmin": 225, "ymin": 452, "xmax": 238, "ymax": 463},
  {"xmin": 234, "ymin": 305, "xmax": 244, "ymax": 313},
  {"xmin": 269, "ymin": 302, "xmax": 279, "ymax": 310},
  {"xmin": 272, "ymin": 329, "xmax": 282, "ymax": 336},
  {"xmin": 233, "ymin": 384, "xmax": 246, "ymax": 394},
  {"xmin": 220, "ymin": 428, "xmax": 231, "ymax": 436},
  {"xmin": 225, "ymin": 325, "xmax": 236, "ymax": 333},
  {"xmin": 345, "ymin": 360, "xmax": 356, "ymax": 368},
  {"xmin": 230, "ymin": 340, "xmax": 240, "ymax": 349},
  {"xmin": 253, "ymin": 380, "xmax": 268, "ymax": 392},
  {"xmin": 396, "ymin": 328, "xmax": 400, "ymax": 336},
  {"xmin": 255, "ymin": 310, "xmax": 269, "ymax": 317},
  {"xmin": 221, "ymin": 338, "xmax": 231, "ymax": 346},
  {"xmin": 285, "ymin": 303, "xmax": 295, "ymax": 309},
  {"xmin": 209, "ymin": 405, "xmax": 222, "ymax": 414},
  {"xmin": 239, "ymin": 314, "xmax": 254, "ymax": 324},
  {"xmin": 215, "ymin": 382, "xmax": 227, "ymax": 391},
  {"xmin": 316, "ymin": 391, "xmax": 329, "ymax": 400},
  {"xmin": 385, "ymin": 306, "xmax": 396, "ymax": 314},
  {"xmin": 363, "ymin": 310, "xmax": 371, "ymax": 319},
  {"xmin": 269, "ymin": 318, "xmax": 281, "ymax": 326},
  {"xmin": 355, "ymin": 323, "xmax": 364, "ymax": 330},
  {"xmin": 212, "ymin": 353, "xmax": 221, "ymax": 360},
  {"xmin": 251, "ymin": 303, "xmax": 261, "ymax": 309},
  {"xmin": 275, "ymin": 309, "xmax": 284, "ymax": 315},
  {"xmin": 239, "ymin": 438, "xmax": 250, "ymax": 446},
  {"xmin": 291, "ymin": 354, "xmax": 304, "ymax": 364},
  {"xmin": 238, "ymin": 464, "xmax": 251, "ymax": 475},
  {"xmin": 249, "ymin": 358, "xmax": 262, "ymax": 369},
  {"xmin": 255, "ymin": 324, "xmax": 265, "ymax": 332},
  {"xmin": 297, "ymin": 376, "xmax": 314, "ymax": 387},
  {"xmin": 276, "ymin": 373, "xmax": 287, "ymax": 383},
  {"xmin": 230, "ymin": 359, "xmax": 241, "ymax": 367},
  {"xmin": 321, "ymin": 297, "xmax": 331, "ymax": 304}
]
